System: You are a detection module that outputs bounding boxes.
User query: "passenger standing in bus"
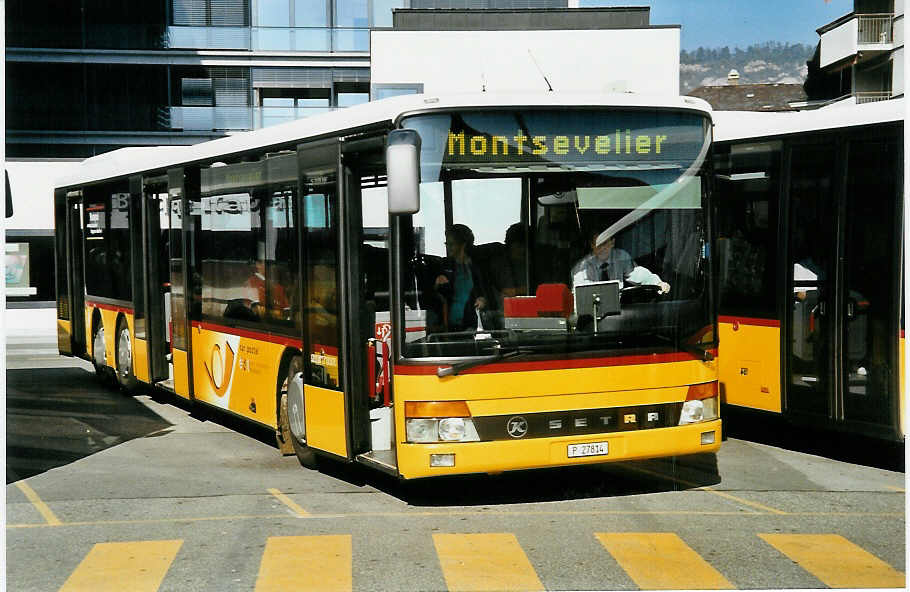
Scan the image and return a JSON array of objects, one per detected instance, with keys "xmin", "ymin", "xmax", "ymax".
[
  {"xmin": 571, "ymin": 229, "xmax": 670, "ymax": 293},
  {"xmin": 432, "ymin": 224, "xmax": 497, "ymax": 331}
]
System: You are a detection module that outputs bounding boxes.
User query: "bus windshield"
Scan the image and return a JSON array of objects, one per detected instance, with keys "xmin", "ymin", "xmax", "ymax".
[{"xmin": 398, "ymin": 109, "xmax": 713, "ymax": 360}]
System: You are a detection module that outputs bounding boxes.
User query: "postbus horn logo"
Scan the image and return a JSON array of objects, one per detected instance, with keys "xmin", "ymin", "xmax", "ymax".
[{"xmin": 205, "ymin": 342, "xmax": 235, "ymax": 397}]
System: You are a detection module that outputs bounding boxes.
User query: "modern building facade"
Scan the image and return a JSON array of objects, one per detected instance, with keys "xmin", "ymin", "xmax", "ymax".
[{"xmin": 6, "ymin": 1, "xmax": 666, "ymax": 330}]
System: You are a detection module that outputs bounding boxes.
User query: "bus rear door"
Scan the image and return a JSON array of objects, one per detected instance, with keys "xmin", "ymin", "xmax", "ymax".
[{"xmin": 140, "ymin": 175, "xmax": 172, "ymax": 385}]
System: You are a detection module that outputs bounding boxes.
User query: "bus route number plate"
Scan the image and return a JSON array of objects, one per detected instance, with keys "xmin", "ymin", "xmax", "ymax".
[{"xmin": 567, "ymin": 441, "xmax": 608, "ymax": 458}]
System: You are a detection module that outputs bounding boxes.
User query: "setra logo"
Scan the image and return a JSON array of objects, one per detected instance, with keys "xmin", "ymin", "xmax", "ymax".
[{"xmin": 204, "ymin": 342, "xmax": 235, "ymax": 397}]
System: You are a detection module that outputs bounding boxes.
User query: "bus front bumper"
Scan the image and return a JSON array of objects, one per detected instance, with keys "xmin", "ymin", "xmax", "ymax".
[{"xmin": 396, "ymin": 419, "xmax": 721, "ymax": 479}]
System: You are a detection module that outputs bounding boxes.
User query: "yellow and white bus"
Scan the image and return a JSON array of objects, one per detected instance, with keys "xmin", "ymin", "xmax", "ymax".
[
  {"xmin": 713, "ymin": 98, "xmax": 904, "ymax": 441},
  {"xmin": 55, "ymin": 93, "xmax": 721, "ymax": 479}
]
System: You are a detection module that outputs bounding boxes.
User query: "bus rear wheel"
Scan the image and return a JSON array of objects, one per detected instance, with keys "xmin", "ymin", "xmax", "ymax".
[
  {"xmin": 278, "ymin": 355, "xmax": 318, "ymax": 469},
  {"xmin": 114, "ymin": 318, "xmax": 137, "ymax": 392}
]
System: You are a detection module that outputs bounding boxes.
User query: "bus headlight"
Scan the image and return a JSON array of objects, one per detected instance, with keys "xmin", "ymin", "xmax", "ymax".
[
  {"xmin": 406, "ymin": 418, "xmax": 481, "ymax": 443},
  {"xmin": 679, "ymin": 382, "xmax": 719, "ymax": 425},
  {"xmin": 438, "ymin": 418, "xmax": 466, "ymax": 441},
  {"xmin": 406, "ymin": 419, "xmax": 438, "ymax": 443},
  {"xmin": 405, "ymin": 401, "xmax": 481, "ymax": 443}
]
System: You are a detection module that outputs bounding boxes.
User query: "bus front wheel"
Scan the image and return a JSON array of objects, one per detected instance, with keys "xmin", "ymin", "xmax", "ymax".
[
  {"xmin": 278, "ymin": 355, "xmax": 318, "ymax": 469},
  {"xmin": 91, "ymin": 318, "xmax": 113, "ymax": 386}
]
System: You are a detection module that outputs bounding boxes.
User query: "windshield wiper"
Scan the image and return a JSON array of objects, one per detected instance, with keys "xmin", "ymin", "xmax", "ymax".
[
  {"xmin": 655, "ymin": 333, "xmax": 715, "ymax": 361},
  {"xmin": 436, "ymin": 343, "xmax": 534, "ymax": 377}
]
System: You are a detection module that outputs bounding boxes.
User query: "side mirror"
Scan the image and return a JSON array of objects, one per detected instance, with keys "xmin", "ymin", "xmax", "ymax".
[{"xmin": 386, "ymin": 129, "xmax": 421, "ymax": 215}]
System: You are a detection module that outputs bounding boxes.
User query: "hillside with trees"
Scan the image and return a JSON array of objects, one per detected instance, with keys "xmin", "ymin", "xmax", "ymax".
[{"xmin": 680, "ymin": 42, "xmax": 816, "ymax": 93}]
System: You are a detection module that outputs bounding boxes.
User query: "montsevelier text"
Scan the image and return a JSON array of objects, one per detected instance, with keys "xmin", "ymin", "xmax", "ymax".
[{"xmin": 446, "ymin": 130, "xmax": 670, "ymax": 158}]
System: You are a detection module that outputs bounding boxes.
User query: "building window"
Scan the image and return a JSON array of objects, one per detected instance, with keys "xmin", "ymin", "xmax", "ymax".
[
  {"xmin": 258, "ymin": 0, "xmax": 290, "ymax": 26},
  {"xmin": 296, "ymin": 0, "xmax": 329, "ymax": 27},
  {"xmin": 371, "ymin": 83, "xmax": 424, "ymax": 101},
  {"xmin": 337, "ymin": 92, "xmax": 369, "ymax": 107}
]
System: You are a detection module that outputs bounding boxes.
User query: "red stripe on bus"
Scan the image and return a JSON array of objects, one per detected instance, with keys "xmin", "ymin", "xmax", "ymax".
[
  {"xmin": 191, "ymin": 321, "xmax": 303, "ymax": 349},
  {"xmin": 85, "ymin": 301, "xmax": 134, "ymax": 315},
  {"xmin": 394, "ymin": 349, "xmax": 718, "ymax": 376},
  {"xmin": 405, "ymin": 327, "xmax": 426, "ymax": 333},
  {"xmin": 718, "ymin": 316, "xmax": 780, "ymax": 328}
]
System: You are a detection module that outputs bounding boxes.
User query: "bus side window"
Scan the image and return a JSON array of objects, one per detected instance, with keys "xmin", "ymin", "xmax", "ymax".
[{"xmin": 265, "ymin": 187, "xmax": 299, "ymax": 330}]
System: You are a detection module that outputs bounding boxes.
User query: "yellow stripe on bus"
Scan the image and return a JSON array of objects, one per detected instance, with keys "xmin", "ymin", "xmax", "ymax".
[
  {"xmin": 759, "ymin": 533, "xmax": 905, "ymax": 589},
  {"xmin": 433, "ymin": 533, "xmax": 544, "ymax": 592},
  {"xmin": 595, "ymin": 532, "xmax": 733, "ymax": 590},
  {"xmin": 255, "ymin": 535, "xmax": 352, "ymax": 592},
  {"xmin": 59, "ymin": 540, "xmax": 182, "ymax": 592}
]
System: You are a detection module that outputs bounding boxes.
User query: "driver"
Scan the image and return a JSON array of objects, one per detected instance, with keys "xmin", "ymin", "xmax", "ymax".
[{"xmin": 571, "ymin": 229, "xmax": 670, "ymax": 293}]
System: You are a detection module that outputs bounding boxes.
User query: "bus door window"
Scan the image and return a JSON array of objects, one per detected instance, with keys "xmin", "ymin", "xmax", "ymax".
[
  {"xmin": 359, "ymin": 175, "xmax": 395, "ymax": 406},
  {"xmin": 302, "ymin": 189, "xmax": 341, "ymax": 389},
  {"xmin": 842, "ymin": 136, "xmax": 899, "ymax": 426},
  {"xmin": 787, "ymin": 144, "xmax": 836, "ymax": 413}
]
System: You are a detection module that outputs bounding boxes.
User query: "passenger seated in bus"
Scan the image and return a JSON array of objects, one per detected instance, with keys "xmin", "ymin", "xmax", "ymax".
[
  {"xmin": 429, "ymin": 224, "xmax": 499, "ymax": 332},
  {"xmin": 496, "ymin": 222, "xmax": 528, "ymax": 299},
  {"xmin": 571, "ymin": 229, "xmax": 670, "ymax": 293},
  {"xmin": 245, "ymin": 259, "xmax": 290, "ymax": 320}
]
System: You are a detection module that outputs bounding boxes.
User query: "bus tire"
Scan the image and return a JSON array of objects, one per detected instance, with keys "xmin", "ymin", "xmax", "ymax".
[
  {"xmin": 114, "ymin": 316, "xmax": 138, "ymax": 392},
  {"xmin": 91, "ymin": 314, "xmax": 113, "ymax": 386},
  {"xmin": 277, "ymin": 355, "xmax": 318, "ymax": 469}
]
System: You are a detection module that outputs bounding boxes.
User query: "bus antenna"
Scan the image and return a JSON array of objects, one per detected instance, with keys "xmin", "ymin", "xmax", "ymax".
[{"xmin": 528, "ymin": 50, "xmax": 554, "ymax": 92}]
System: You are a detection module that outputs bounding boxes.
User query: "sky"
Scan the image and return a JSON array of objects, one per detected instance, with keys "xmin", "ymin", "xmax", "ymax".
[{"xmin": 577, "ymin": 0, "xmax": 856, "ymax": 50}]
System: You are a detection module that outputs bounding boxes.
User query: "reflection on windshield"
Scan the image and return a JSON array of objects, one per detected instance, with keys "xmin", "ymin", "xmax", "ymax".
[{"xmin": 398, "ymin": 110, "xmax": 713, "ymax": 360}]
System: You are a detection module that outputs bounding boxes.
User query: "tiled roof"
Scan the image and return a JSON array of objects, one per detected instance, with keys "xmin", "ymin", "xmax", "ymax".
[{"xmin": 686, "ymin": 83, "xmax": 807, "ymax": 111}]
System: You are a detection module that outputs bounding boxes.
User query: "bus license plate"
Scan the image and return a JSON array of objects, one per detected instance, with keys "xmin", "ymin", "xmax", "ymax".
[{"xmin": 567, "ymin": 442, "xmax": 609, "ymax": 458}]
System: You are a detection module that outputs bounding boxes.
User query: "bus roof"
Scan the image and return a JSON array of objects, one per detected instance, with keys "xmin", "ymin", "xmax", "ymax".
[
  {"xmin": 56, "ymin": 92, "xmax": 711, "ymax": 190},
  {"xmin": 713, "ymin": 98, "xmax": 904, "ymax": 143}
]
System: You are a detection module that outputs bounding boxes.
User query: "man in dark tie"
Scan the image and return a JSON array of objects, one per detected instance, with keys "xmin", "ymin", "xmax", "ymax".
[{"xmin": 571, "ymin": 229, "xmax": 669, "ymax": 293}]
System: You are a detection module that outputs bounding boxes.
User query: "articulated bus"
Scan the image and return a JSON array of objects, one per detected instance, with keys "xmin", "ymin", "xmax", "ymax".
[
  {"xmin": 55, "ymin": 93, "xmax": 721, "ymax": 479},
  {"xmin": 713, "ymin": 99, "xmax": 904, "ymax": 442}
]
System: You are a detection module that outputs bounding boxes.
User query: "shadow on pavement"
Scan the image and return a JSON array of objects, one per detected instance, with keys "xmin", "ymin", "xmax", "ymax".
[
  {"xmin": 722, "ymin": 406, "xmax": 905, "ymax": 473},
  {"xmin": 357, "ymin": 452, "xmax": 721, "ymax": 506},
  {"xmin": 6, "ymin": 367, "xmax": 174, "ymax": 483}
]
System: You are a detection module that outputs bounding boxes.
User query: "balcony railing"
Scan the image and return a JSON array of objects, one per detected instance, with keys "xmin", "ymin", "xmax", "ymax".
[
  {"xmin": 857, "ymin": 14, "xmax": 893, "ymax": 44},
  {"xmin": 253, "ymin": 106, "xmax": 337, "ymax": 129},
  {"xmin": 170, "ymin": 107, "xmax": 252, "ymax": 131},
  {"xmin": 855, "ymin": 91, "xmax": 893, "ymax": 104},
  {"xmin": 167, "ymin": 26, "xmax": 370, "ymax": 52},
  {"xmin": 169, "ymin": 106, "xmax": 342, "ymax": 131}
]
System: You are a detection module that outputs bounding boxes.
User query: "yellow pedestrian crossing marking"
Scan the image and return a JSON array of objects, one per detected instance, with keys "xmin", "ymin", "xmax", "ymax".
[
  {"xmin": 595, "ymin": 532, "xmax": 734, "ymax": 590},
  {"xmin": 759, "ymin": 533, "xmax": 905, "ymax": 589},
  {"xmin": 15, "ymin": 481, "xmax": 62, "ymax": 525},
  {"xmin": 58, "ymin": 540, "xmax": 183, "ymax": 592},
  {"xmin": 433, "ymin": 533, "xmax": 544, "ymax": 591},
  {"xmin": 255, "ymin": 535, "xmax": 352, "ymax": 592}
]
